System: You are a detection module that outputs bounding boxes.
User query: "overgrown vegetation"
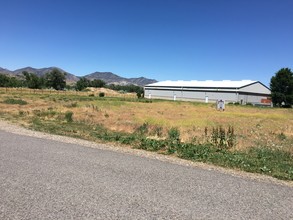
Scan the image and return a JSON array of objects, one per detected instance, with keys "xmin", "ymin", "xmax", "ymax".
[
  {"xmin": 0, "ymin": 91, "xmax": 292, "ymax": 180},
  {"xmin": 106, "ymin": 84, "xmax": 144, "ymax": 98},
  {"xmin": 65, "ymin": 111, "xmax": 73, "ymax": 122},
  {"xmin": 75, "ymin": 77, "xmax": 106, "ymax": 91},
  {"xmin": 210, "ymin": 126, "xmax": 236, "ymax": 149},
  {"xmin": 3, "ymin": 98, "xmax": 28, "ymax": 105},
  {"xmin": 27, "ymin": 116, "xmax": 292, "ymax": 180}
]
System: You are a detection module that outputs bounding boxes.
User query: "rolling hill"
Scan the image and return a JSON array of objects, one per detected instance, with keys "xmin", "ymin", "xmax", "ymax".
[
  {"xmin": 0, "ymin": 67, "xmax": 157, "ymax": 86},
  {"xmin": 84, "ymin": 72, "xmax": 157, "ymax": 86}
]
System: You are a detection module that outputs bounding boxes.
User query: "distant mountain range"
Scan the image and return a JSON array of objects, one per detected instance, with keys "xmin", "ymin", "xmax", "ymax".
[
  {"xmin": 85, "ymin": 72, "xmax": 157, "ymax": 86},
  {"xmin": 0, "ymin": 67, "xmax": 157, "ymax": 86}
]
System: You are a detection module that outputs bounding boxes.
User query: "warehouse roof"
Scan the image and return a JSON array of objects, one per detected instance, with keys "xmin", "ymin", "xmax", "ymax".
[{"xmin": 145, "ymin": 80, "xmax": 258, "ymax": 88}]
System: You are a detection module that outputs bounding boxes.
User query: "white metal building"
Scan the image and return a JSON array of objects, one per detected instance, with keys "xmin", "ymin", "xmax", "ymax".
[{"xmin": 144, "ymin": 80, "xmax": 271, "ymax": 105}]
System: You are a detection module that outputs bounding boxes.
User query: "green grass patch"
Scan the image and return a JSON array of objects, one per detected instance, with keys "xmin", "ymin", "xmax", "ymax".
[
  {"xmin": 177, "ymin": 144, "xmax": 293, "ymax": 180},
  {"xmin": 29, "ymin": 118, "xmax": 139, "ymax": 145},
  {"xmin": 65, "ymin": 111, "xmax": 73, "ymax": 122},
  {"xmin": 3, "ymin": 98, "xmax": 28, "ymax": 105},
  {"xmin": 138, "ymin": 138, "xmax": 167, "ymax": 151},
  {"xmin": 28, "ymin": 116, "xmax": 293, "ymax": 181}
]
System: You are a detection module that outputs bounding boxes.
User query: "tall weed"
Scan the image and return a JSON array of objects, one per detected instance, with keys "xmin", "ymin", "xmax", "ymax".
[{"xmin": 65, "ymin": 111, "xmax": 73, "ymax": 122}]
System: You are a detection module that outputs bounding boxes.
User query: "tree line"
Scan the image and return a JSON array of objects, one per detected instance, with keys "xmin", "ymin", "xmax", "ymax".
[
  {"xmin": 0, "ymin": 68, "xmax": 67, "ymax": 90},
  {"xmin": 75, "ymin": 77, "xmax": 144, "ymax": 97},
  {"xmin": 0, "ymin": 68, "xmax": 144, "ymax": 97}
]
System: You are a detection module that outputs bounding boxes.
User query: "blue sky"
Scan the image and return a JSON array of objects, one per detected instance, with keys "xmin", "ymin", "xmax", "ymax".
[{"xmin": 1, "ymin": 0, "xmax": 292, "ymax": 86}]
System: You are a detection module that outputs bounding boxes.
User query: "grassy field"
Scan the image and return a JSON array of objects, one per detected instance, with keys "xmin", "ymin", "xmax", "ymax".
[{"xmin": 0, "ymin": 88, "xmax": 292, "ymax": 180}]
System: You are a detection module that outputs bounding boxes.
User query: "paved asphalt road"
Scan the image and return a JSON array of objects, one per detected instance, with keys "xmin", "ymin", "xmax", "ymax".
[{"xmin": 0, "ymin": 130, "xmax": 292, "ymax": 219}]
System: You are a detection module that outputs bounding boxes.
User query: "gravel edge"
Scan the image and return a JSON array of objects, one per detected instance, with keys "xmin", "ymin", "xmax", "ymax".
[{"xmin": 1, "ymin": 119, "xmax": 292, "ymax": 187}]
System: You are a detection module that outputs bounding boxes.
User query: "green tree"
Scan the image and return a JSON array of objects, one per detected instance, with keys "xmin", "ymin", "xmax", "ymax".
[
  {"xmin": 0, "ymin": 74, "xmax": 11, "ymax": 87},
  {"xmin": 105, "ymin": 84, "xmax": 143, "ymax": 94},
  {"xmin": 90, "ymin": 79, "xmax": 106, "ymax": 88},
  {"xmin": 22, "ymin": 71, "xmax": 43, "ymax": 89},
  {"xmin": 270, "ymin": 68, "xmax": 293, "ymax": 106},
  {"xmin": 8, "ymin": 77, "xmax": 24, "ymax": 87},
  {"xmin": 45, "ymin": 68, "xmax": 66, "ymax": 90},
  {"xmin": 136, "ymin": 86, "xmax": 144, "ymax": 98},
  {"xmin": 0, "ymin": 74, "xmax": 23, "ymax": 87},
  {"xmin": 75, "ymin": 77, "xmax": 91, "ymax": 91}
]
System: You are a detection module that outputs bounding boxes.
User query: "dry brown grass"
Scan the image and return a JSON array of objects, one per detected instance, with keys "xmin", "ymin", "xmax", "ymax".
[
  {"xmin": 87, "ymin": 87, "xmax": 137, "ymax": 98},
  {"xmin": 0, "ymin": 89, "xmax": 292, "ymax": 153},
  {"xmin": 0, "ymin": 87, "xmax": 137, "ymax": 98}
]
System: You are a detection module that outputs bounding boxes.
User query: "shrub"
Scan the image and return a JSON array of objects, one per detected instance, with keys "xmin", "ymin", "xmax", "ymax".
[
  {"xmin": 211, "ymin": 126, "xmax": 236, "ymax": 149},
  {"xmin": 281, "ymin": 104, "xmax": 292, "ymax": 108},
  {"xmin": 99, "ymin": 92, "xmax": 105, "ymax": 97},
  {"xmin": 64, "ymin": 102, "xmax": 78, "ymax": 108},
  {"xmin": 177, "ymin": 143, "xmax": 214, "ymax": 161},
  {"xmin": 211, "ymin": 127, "xmax": 219, "ymax": 146},
  {"xmin": 65, "ymin": 111, "xmax": 73, "ymax": 122},
  {"xmin": 153, "ymin": 125, "xmax": 163, "ymax": 137},
  {"xmin": 19, "ymin": 110, "xmax": 25, "ymax": 116},
  {"xmin": 219, "ymin": 126, "xmax": 226, "ymax": 148},
  {"xmin": 31, "ymin": 116, "xmax": 42, "ymax": 126},
  {"xmin": 277, "ymin": 132, "xmax": 286, "ymax": 141},
  {"xmin": 91, "ymin": 105, "xmax": 99, "ymax": 112},
  {"xmin": 139, "ymin": 99, "xmax": 152, "ymax": 103},
  {"xmin": 137, "ymin": 92, "xmax": 144, "ymax": 98},
  {"xmin": 32, "ymin": 109, "xmax": 57, "ymax": 118},
  {"xmin": 3, "ymin": 98, "xmax": 27, "ymax": 105},
  {"xmin": 227, "ymin": 126, "xmax": 236, "ymax": 148},
  {"xmin": 204, "ymin": 127, "xmax": 208, "ymax": 137},
  {"xmin": 136, "ymin": 122, "xmax": 149, "ymax": 135},
  {"xmin": 167, "ymin": 127, "xmax": 180, "ymax": 153},
  {"xmin": 138, "ymin": 138, "xmax": 166, "ymax": 151},
  {"xmin": 168, "ymin": 127, "xmax": 180, "ymax": 142}
]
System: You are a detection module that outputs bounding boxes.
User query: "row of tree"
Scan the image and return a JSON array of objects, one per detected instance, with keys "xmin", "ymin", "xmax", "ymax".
[
  {"xmin": 0, "ymin": 68, "xmax": 67, "ymax": 90},
  {"xmin": 75, "ymin": 77, "xmax": 106, "ymax": 91},
  {"xmin": 106, "ymin": 84, "xmax": 144, "ymax": 96},
  {"xmin": 22, "ymin": 69, "xmax": 66, "ymax": 90},
  {"xmin": 0, "ymin": 68, "xmax": 144, "ymax": 97},
  {"xmin": 0, "ymin": 74, "xmax": 23, "ymax": 87},
  {"xmin": 73, "ymin": 77, "xmax": 144, "ymax": 96}
]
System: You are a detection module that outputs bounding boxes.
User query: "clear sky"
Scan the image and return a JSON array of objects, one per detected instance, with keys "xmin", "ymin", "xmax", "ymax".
[{"xmin": 1, "ymin": 0, "xmax": 292, "ymax": 86}]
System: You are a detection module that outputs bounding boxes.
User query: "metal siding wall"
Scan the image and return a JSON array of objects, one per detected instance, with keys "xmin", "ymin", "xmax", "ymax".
[
  {"xmin": 181, "ymin": 91, "xmax": 205, "ymax": 100},
  {"xmin": 152, "ymin": 89, "xmax": 173, "ymax": 97},
  {"xmin": 205, "ymin": 92, "xmax": 237, "ymax": 102},
  {"xmin": 144, "ymin": 89, "xmax": 174, "ymax": 99},
  {"xmin": 246, "ymin": 95, "xmax": 269, "ymax": 103},
  {"xmin": 145, "ymin": 89, "xmax": 239, "ymax": 102},
  {"xmin": 144, "ymin": 84, "xmax": 270, "ymax": 104},
  {"xmin": 238, "ymin": 94, "xmax": 247, "ymax": 104},
  {"xmin": 238, "ymin": 94, "xmax": 269, "ymax": 104}
]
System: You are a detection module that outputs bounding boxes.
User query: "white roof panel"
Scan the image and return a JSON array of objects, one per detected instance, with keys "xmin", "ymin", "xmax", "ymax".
[{"xmin": 146, "ymin": 80, "xmax": 257, "ymax": 88}]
